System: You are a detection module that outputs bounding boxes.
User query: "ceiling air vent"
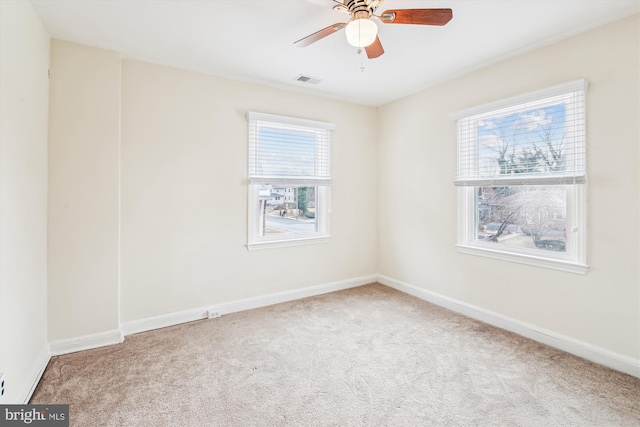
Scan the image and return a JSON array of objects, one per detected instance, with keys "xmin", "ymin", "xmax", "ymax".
[{"xmin": 294, "ymin": 75, "xmax": 323, "ymax": 85}]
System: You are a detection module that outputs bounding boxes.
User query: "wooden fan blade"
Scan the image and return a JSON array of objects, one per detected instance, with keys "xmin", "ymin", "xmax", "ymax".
[
  {"xmin": 365, "ymin": 36, "xmax": 384, "ymax": 59},
  {"xmin": 380, "ymin": 9, "xmax": 453, "ymax": 26},
  {"xmin": 294, "ymin": 23, "xmax": 346, "ymax": 47}
]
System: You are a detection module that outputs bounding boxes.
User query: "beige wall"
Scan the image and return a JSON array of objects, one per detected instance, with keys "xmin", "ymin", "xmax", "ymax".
[
  {"xmin": 41, "ymin": 13, "xmax": 638, "ymax": 365},
  {"xmin": 120, "ymin": 60, "xmax": 378, "ymax": 321},
  {"xmin": 0, "ymin": 1, "xmax": 50, "ymax": 403},
  {"xmin": 47, "ymin": 40, "xmax": 121, "ymax": 341},
  {"xmin": 378, "ymin": 15, "xmax": 639, "ymax": 359}
]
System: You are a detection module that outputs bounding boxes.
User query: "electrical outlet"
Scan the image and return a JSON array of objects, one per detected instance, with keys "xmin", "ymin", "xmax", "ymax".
[
  {"xmin": 0, "ymin": 372, "xmax": 5, "ymax": 401},
  {"xmin": 208, "ymin": 309, "xmax": 221, "ymax": 319}
]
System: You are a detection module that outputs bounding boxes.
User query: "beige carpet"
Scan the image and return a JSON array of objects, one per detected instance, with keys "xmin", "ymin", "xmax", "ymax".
[{"xmin": 31, "ymin": 283, "xmax": 640, "ymax": 426}]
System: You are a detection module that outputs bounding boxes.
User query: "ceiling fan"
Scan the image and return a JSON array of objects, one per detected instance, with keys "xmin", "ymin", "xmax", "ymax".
[{"xmin": 294, "ymin": 0, "xmax": 453, "ymax": 59}]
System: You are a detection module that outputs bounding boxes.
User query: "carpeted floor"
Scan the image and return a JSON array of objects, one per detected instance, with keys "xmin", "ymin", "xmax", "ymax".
[{"xmin": 31, "ymin": 283, "xmax": 640, "ymax": 426}]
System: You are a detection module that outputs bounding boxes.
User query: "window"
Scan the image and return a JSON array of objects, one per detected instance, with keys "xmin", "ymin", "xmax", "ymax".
[
  {"xmin": 247, "ymin": 112, "xmax": 334, "ymax": 250},
  {"xmin": 451, "ymin": 80, "xmax": 588, "ymax": 273}
]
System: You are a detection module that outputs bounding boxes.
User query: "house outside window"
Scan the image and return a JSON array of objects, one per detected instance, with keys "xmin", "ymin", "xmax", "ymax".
[
  {"xmin": 451, "ymin": 80, "xmax": 588, "ymax": 273},
  {"xmin": 247, "ymin": 112, "xmax": 334, "ymax": 250}
]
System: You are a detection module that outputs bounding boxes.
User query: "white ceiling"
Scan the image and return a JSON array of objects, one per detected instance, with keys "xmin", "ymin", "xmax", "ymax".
[{"xmin": 31, "ymin": 0, "xmax": 639, "ymax": 106}]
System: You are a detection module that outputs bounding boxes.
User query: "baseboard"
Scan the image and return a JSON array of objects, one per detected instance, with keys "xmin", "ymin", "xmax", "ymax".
[
  {"xmin": 16, "ymin": 343, "xmax": 50, "ymax": 404},
  {"xmin": 121, "ymin": 274, "xmax": 378, "ymax": 337},
  {"xmin": 208, "ymin": 275, "xmax": 378, "ymax": 317},
  {"xmin": 49, "ymin": 328, "xmax": 124, "ymax": 357},
  {"xmin": 120, "ymin": 306, "xmax": 209, "ymax": 336},
  {"xmin": 43, "ymin": 274, "xmax": 639, "ymax": 379},
  {"xmin": 378, "ymin": 274, "xmax": 640, "ymax": 379}
]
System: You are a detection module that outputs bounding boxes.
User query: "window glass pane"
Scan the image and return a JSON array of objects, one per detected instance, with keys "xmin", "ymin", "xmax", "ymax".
[
  {"xmin": 257, "ymin": 128, "xmax": 316, "ymax": 177},
  {"xmin": 258, "ymin": 186, "xmax": 318, "ymax": 237},
  {"xmin": 476, "ymin": 100, "xmax": 568, "ymax": 178},
  {"xmin": 475, "ymin": 185, "xmax": 567, "ymax": 252}
]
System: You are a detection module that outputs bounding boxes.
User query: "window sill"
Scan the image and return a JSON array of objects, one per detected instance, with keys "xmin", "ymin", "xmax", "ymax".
[
  {"xmin": 247, "ymin": 235, "xmax": 331, "ymax": 251},
  {"xmin": 456, "ymin": 244, "xmax": 588, "ymax": 274}
]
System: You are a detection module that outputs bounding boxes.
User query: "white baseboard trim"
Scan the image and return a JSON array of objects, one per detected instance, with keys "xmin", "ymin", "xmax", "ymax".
[
  {"xmin": 121, "ymin": 306, "xmax": 209, "ymax": 336},
  {"xmin": 49, "ymin": 328, "xmax": 124, "ymax": 357},
  {"xmin": 378, "ymin": 274, "xmax": 640, "ymax": 379},
  {"xmin": 121, "ymin": 274, "xmax": 378, "ymax": 337},
  {"xmin": 16, "ymin": 343, "xmax": 50, "ymax": 404},
  {"xmin": 209, "ymin": 275, "xmax": 378, "ymax": 317}
]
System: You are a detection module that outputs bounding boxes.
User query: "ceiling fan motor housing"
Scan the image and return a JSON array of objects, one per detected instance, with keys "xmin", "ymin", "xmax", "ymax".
[{"xmin": 345, "ymin": 0, "xmax": 375, "ymax": 17}]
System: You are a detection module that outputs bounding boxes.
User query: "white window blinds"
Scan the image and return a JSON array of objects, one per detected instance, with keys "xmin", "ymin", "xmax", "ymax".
[
  {"xmin": 247, "ymin": 112, "xmax": 335, "ymax": 186},
  {"xmin": 452, "ymin": 79, "xmax": 588, "ymax": 187}
]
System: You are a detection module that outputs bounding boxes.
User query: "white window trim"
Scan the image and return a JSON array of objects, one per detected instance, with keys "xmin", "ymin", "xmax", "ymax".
[
  {"xmin": 246, "ymin": 112, "xmax": 334, "ymax": 251},
  {"xmin": 452, "ymin": 80, "xmax": 588, "ymax": 274}
]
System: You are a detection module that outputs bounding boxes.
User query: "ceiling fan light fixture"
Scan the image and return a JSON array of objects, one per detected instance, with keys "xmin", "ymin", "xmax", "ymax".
[{"xmin": 345, "ymin": 18, "xmax": 378, "ymax": 48}]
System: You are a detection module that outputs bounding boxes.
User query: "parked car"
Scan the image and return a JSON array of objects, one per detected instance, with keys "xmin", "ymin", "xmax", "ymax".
[
  {"xmin": 521, "ymin": 226, "xmax": 564, "ymax": 238},
  {"xmin": 534, "ymin": 239, "xmax": 566, "ymax": 251}
]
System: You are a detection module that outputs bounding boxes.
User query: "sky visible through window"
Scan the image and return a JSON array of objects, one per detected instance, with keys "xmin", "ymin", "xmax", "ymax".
[
  {"xmin": 476, "ymin": 102, "xmax": 567, "ymax": 177},
  {"xmin": 257, "ymin": 127, "xmax": 315, "ymax": 177}
]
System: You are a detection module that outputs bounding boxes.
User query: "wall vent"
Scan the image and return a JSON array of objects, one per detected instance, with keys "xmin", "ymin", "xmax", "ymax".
[{"xmin": 294, "ymin": 75, "xmax": 323, "ymax": 85}]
